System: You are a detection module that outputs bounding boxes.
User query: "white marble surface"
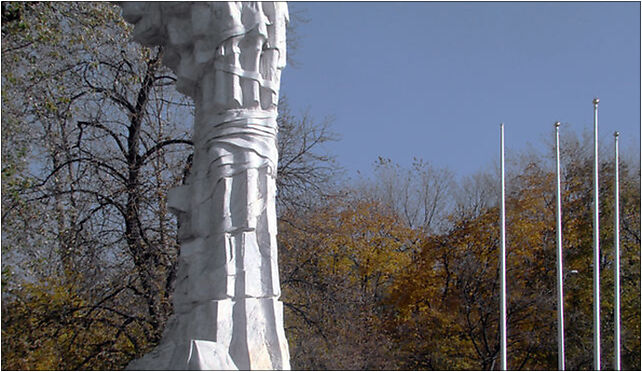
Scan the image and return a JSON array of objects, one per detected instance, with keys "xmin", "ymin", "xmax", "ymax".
[{"xmin": 120, "ymin": 2, "xmax": 290, "ymax": 370}]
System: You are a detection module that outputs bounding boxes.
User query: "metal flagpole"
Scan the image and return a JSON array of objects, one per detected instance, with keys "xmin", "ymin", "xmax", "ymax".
[
  {"xmin": 592, "ymin": 97, "xmax": 601, "ymax": 371},
  {"xmin": 554, "ymin": 121, "xmax": 565, "ymax": 371},
  {"xmin": 613, "ymin": 131, "xmax": 621, "ymax": 371},
  {"xmin": 500, "ymin": 123, "xmax": 507, "ymax": 371}
]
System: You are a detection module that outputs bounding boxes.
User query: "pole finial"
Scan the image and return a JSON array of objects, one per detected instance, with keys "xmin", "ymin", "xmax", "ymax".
[
  {"xmin": 593, "ymin": 97, "xmax": 600, "ymax": 105},
  {"xmin": 555, "ymin": 121, "xmax": 561, "ymax": 128},
  {"xmin": 614, "ymin": 131, "xmax": 620, "ymax": 137}
]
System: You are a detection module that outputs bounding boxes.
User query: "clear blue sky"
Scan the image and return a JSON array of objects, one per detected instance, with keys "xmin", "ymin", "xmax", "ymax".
[{"xmin": 280, "ymin": 1, "xmax": 641, "ymax": 178}]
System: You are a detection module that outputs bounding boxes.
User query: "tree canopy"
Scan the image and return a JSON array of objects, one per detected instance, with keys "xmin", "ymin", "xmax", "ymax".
[{"xmin": 2, "ymin": 2, "xmax": 639, "ymax": 371}]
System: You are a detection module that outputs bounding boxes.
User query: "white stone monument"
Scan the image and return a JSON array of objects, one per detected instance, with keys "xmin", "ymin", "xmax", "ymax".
[{"xmin": 119, "ymin": 2, "xmax": 290, "ymax": 370}]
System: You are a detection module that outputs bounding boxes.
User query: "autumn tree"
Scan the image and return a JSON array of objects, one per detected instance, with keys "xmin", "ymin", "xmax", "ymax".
[
  {"xmin": 2, "ymin": 2, "xmax": 339, "ymax": 369},
  {"xmin": 556, "ymin": 131, "xmax": 641, "ymax": 370},
  {"xmin": 3, "ymin": 3, "xmax": 638, "ymax": 371},
  {"xmin": 2, "ymin": 2, "xmax": 194, "ymax": 368},
  {"xmin": 356, "ymin": 157, "xmax": 454, "ymax": 233},
  {"xmin": 384, "ymin": 132, "xmax": 640, "ymax": 370},
  {"xmin": 279, "ymin": 194, "xmax": 421, "ymax": 369}
]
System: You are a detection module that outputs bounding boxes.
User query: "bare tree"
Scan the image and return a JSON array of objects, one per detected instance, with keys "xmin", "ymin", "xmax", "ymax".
[
  {"xmin": 276, "ymin": 97, "xmax": 339, "ymax": 212},
  {"xmin": 2, "ymin": 3, "xmax": 193, "ymax": 367},
  {"xmin": 355, "ymin": 157, "xmax": 454, "ymax": 234},
  {"xmin": 2, "ymin": 3, "xmax": 341, "ymax": 368}
]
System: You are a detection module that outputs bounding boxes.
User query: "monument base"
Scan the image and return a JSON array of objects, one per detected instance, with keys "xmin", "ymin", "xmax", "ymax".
[{"xmin": 126, "ymin": 298, "xmax": 290, "ymax": 370}]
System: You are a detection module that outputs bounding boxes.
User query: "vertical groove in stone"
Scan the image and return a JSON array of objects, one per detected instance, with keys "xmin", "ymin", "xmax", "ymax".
[
  {"xmin": 230, "ymin": 300, "xmax": 250, "ymax": 369},
  {"xmin": 262, "ymin": 298, "xmax": 282, "ymax": 369}
]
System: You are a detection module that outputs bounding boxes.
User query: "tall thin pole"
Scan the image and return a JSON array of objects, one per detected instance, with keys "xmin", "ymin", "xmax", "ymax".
[
  {"xmin": 592, "ymin": 97, "xmax": 601, "ymax": 371},
  {"xmin": 500, "ymin": 123, "xmax": 507, "ymax": 371},
  {"xmin": 613, "ymin": 131, "xmax": 621, "ymax": 371},
  {"xmin": 554, "ymin": 121, "xmax": 565, "ymax": 371}
]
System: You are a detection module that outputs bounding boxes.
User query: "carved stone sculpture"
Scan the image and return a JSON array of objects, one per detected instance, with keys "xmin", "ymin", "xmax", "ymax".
[{"xmin": 119, "ymin": 2, "xmax": 290, "ymax": 370}]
